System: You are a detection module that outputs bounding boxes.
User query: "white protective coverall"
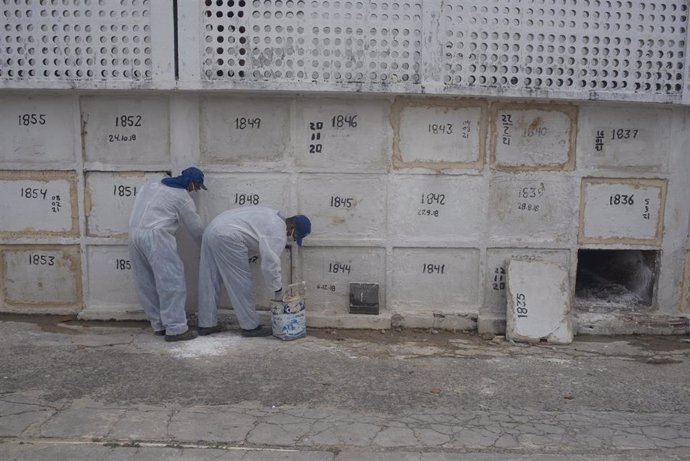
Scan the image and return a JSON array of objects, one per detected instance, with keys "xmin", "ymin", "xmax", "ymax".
[
  {"xmin": 128, "ymin": 181, "xmax": 204, "ymax": 335},
  {"xmin": 198, "ymin": 207, "xmax": 286, "ymax": 330}
]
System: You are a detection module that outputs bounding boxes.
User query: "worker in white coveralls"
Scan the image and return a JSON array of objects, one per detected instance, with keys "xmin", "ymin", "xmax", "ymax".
[
  {"xmin": 196, "ymin": 207, "xmax": 311, "ymax": 337},
  {"xmin": 128, "ymin": 167, "xmax": 207, "ymax": 342}
]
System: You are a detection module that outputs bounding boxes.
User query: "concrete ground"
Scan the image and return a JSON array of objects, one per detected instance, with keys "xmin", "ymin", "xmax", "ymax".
[{"xmin": 1, "ymin": 315, "xmax": 690, "ymax": 460}]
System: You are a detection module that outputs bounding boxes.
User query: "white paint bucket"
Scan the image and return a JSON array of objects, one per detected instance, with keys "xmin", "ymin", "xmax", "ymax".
[{"xmin": 271, "ymin": 282, "xmax": 306, "ymax": 341}]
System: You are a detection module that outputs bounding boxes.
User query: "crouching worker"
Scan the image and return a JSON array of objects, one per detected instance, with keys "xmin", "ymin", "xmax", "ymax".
[
  {"xmin": 128, "ymin": 167, "xmax": 207, "ymax": 342},
  {"xmin": 197, "ymin": 207, "xmax": 311, "ymax": 337}
]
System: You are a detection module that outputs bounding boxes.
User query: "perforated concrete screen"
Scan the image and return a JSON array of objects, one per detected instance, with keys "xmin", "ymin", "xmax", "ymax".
[
  {"xmin": 3, "ymin": 1, "xmax": 690, "ymax": 102},
  {"xmin": 199, "ymin": 0, "xmax": 423, "ymax": 86},
  {"xmin": 1, "ymin": 0, "xmax": 151, "ymax": 81},
  {"xmin": 174, "ymin": 0, "xmax": 690, "ymax": 103},
  {"xmin": 0, "ymin": 0, "xmax": 173, "ymax": 89},
  {"xmin": 440, "ymin": 1, "xmax": 687, "ymax": 95}
]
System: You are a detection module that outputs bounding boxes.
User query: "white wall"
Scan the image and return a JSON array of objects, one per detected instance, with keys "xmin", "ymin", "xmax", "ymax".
[
  {"xmin": 1, "ymin": 0, "xmax": 690, "ymax": 332},
  {"xmin": 1, "ymin": 93, "xmax": 689, "ymax": 333}
]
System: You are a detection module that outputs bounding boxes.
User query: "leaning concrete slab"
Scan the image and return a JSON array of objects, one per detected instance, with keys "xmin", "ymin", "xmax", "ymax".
[{"xmin": 506, "ymin": 259, "xmax": 573, "ymax": 344}]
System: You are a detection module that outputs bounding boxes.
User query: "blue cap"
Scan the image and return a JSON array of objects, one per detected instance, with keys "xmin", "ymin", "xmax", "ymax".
[
  {"xmin": 162, "ymin": 166, "xmax": 207, "ymax": 190},
  {"xmin": 181, "ymin": 167, "xmax": 207, "ymax": 190},
  {"xmin": 293, "ymin": 215, "xmax": 311, "ymax": 246}
]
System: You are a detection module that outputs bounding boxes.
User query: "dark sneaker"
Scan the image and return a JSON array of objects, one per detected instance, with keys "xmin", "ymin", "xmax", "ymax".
[
  {"xmin": 165, "ymin": 330, "xmax": 197, "ymax": 342},
  {"xmin": 241, "ymin": 325, "xmax": 273, "ymax": 337},
  {"xmin": 154, "ymin": 330, "xmax": 166, "ymax": 336},
  {"xmin": 198, "ymin": 325, "xmax": 227, "ymax": 336}
]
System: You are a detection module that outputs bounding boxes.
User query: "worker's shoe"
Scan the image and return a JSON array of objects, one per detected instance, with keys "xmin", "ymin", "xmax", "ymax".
[
  {"xmin": 241, "ymin": 325, "xmax": 273, "ymax": 337},
  {"xmin": 165, "ymin": 330, "xmax": 197, "ymax": 342},
  {"xmin": 198, "ymin": 325, "xmax": 227, "ymax": 336},
  {"xmin": 154, "ymin": 330, "xmax": 166, "ymax": 336}
]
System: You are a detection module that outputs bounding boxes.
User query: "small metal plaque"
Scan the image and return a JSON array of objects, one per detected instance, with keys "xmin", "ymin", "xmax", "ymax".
[{"xmin": 349, "ymin": 283, "xmax": 379, "ymax": 315}]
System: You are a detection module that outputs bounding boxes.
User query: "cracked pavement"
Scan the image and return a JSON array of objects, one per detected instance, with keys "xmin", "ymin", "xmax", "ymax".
[{"xmin": 1, "ymin": 315, "xmax": 690, "ymax": 460}]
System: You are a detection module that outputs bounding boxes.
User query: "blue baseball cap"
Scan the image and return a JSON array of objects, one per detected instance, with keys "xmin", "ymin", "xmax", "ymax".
[
  {"xmin": 293, "ymin": 215, "xmax": 311, "ymax": 246},
  {"xmin": 181, "ymin": 167, "xmax": 207, "ymax": 190}
]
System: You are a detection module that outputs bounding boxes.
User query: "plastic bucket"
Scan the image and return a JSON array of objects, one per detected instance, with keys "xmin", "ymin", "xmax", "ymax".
[
  {"xmin": 271, "ymin": 298, "xmax": 306, "ymax": 340},
  {"xmin": 271, "ymin": 282, "xmax": 307, "ymax": 341}
]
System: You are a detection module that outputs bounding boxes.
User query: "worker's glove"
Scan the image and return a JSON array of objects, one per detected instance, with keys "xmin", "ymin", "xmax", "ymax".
[{"xmin": 272, "ymin": 289, "xmax": 283, "ymax": 302}]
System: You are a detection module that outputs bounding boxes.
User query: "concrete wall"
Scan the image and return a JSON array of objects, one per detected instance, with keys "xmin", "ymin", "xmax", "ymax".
[
  {"xmin": 2, "ymin": 1, "xmax": 690, "ymax": 333},
  {"xmin": 1, "ymin": 93, "xmax": 689, "ymax": 334}
]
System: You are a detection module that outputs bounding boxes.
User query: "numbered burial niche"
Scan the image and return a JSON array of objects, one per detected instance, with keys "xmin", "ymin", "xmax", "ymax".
[
  {"xmin": 81, "ymin": 96, "xmax": 170, "ymax": 168},
  {"xmin": 200, "ymin": 96, "xmax": 290, "ymax": 166},
  {"xmin": 391, "ymin": 247, "xmax": 480, "ymax": 312},
  {"xmin": 576, "ymin": 105, "xmax": 676, "ymax": 173},
  {"xmin": 490, "ymin": 103, "xmax": 576, "ymax": 171},
  {"xmin": 391, "ymin": 97, "xmax": 486, "ymax": 171},
  {"xmin": 301, "ymin": 247, "xmax": 386, "ymax": 314},
  {"xmin": 0, "ymin": 245, "xmax": 82, "ymax": 311},
  {"xmin": 86, "ymin": 246, "xmax": 140, "ymax": 311},
  {"xmin": 388, "ymin": 174, "xmax": 484, "ymax": 244},
  {"xmin": 0, "ymin": 170, "xmax": 78, "ymax": 238},
  {"xmin": 483, "ymin": 249, "xmax": 570, "ymax": 320},
  {"xmin": 579, "ymin": 178, "xmax": 667, "ymax": 244},
  {"xmin": 297, "ymin": 174, "xmax": 386, "ymax": 242},
  {"xmin": 488, "ymin": 173, "xmax": 577, "ymax": 244},
  {"xmin": 0, "ymin": 95, "xmax": 76, "ymax": 167},
  {"xmin": 197, "ymin": 173, "xmax": 290, "ymax": 224},
  {"xmin": 86, "ymin": 171, "xmax": 167, "ymax": 238},
  {"xmin": 575, "ymin": 249, "xmax": 659, "ymax": 312},
  {"xmin": 295, "ymin": 97, "xmax": 390, "ymax": 173},
  {"xmin": 506, "ymin": 259, "xmax": 572, "ymax": 344}
]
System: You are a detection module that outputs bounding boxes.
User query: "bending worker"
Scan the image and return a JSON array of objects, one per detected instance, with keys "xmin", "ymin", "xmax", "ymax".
[
  {"xmin": 128, "ymin": 167, "xmax": 207, "ymax": 342},
  {"xmin": 197, "ymin": 206, "xmax": 311, "ymax": 337}
]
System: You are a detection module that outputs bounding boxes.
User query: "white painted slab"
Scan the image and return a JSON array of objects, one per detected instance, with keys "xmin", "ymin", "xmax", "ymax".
[
  {"xmin": 198, "ymin": 173, "xmax": 291, "ymax": 223},
  {"xmin": 484, "ymin": 249, "xmax": 570, "ymax": 317},
  {"xmin": 86, "ymin": 172, "xmax": 167, "ymax": 237},
  {"xmin": 397, "ymin": 102, "xmax": 482, "ymax": 164},
  {"xmin": 295, "ymin": 98, "xmax": 389, "ymax": 172},
  {"xmin": 0, "ymin": 173, "xmax": 77, "ymax": 237},
  {"xmin": 2, "ymin": 247, "xmax": 80, "ymax": 306},
  {"xmin": 391, "ymin": 248, "xmax": 480, "ymax": 312},
  {"xmin": 200, "ymin": 96, "xmax": 291, "ymax": 164},
  {"xmin": 87, "ymin": 246, "xmax": 140, "ymax": 308},
  {"xmin": 488, "ymin": 174, "xmax": 577, "ymax": 244},
  {"xmin": 0, "ymin": 95, "xmax": 76, "ymax": 166},
  {"xmin": 388, "ymin": 175, "xmax": 484, "ymax": 243},
  {"xmin": 301, "ymin": 247, "xmax": 386, "ymax": 313},
  {"xmin": 493, "ymin": 106, "xmax": 574, "ymax": 169},
  {"xmin": 580, "ymin": 179, "xmax": 666, "ymax": 243},
  {"xmin": 577, "ymin": 106, "xmax": 676, "ymax": 172},
  {"xmin": 81, "ymin": 96, "xmax": 170, "ymax": 166},
  {"xmin": 297, "ymin": 175, "xmax": 386, "ymax": 241},
  {"xmin": 506, "ymin": 259, "xmax": 572, "ymax": 344}
]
